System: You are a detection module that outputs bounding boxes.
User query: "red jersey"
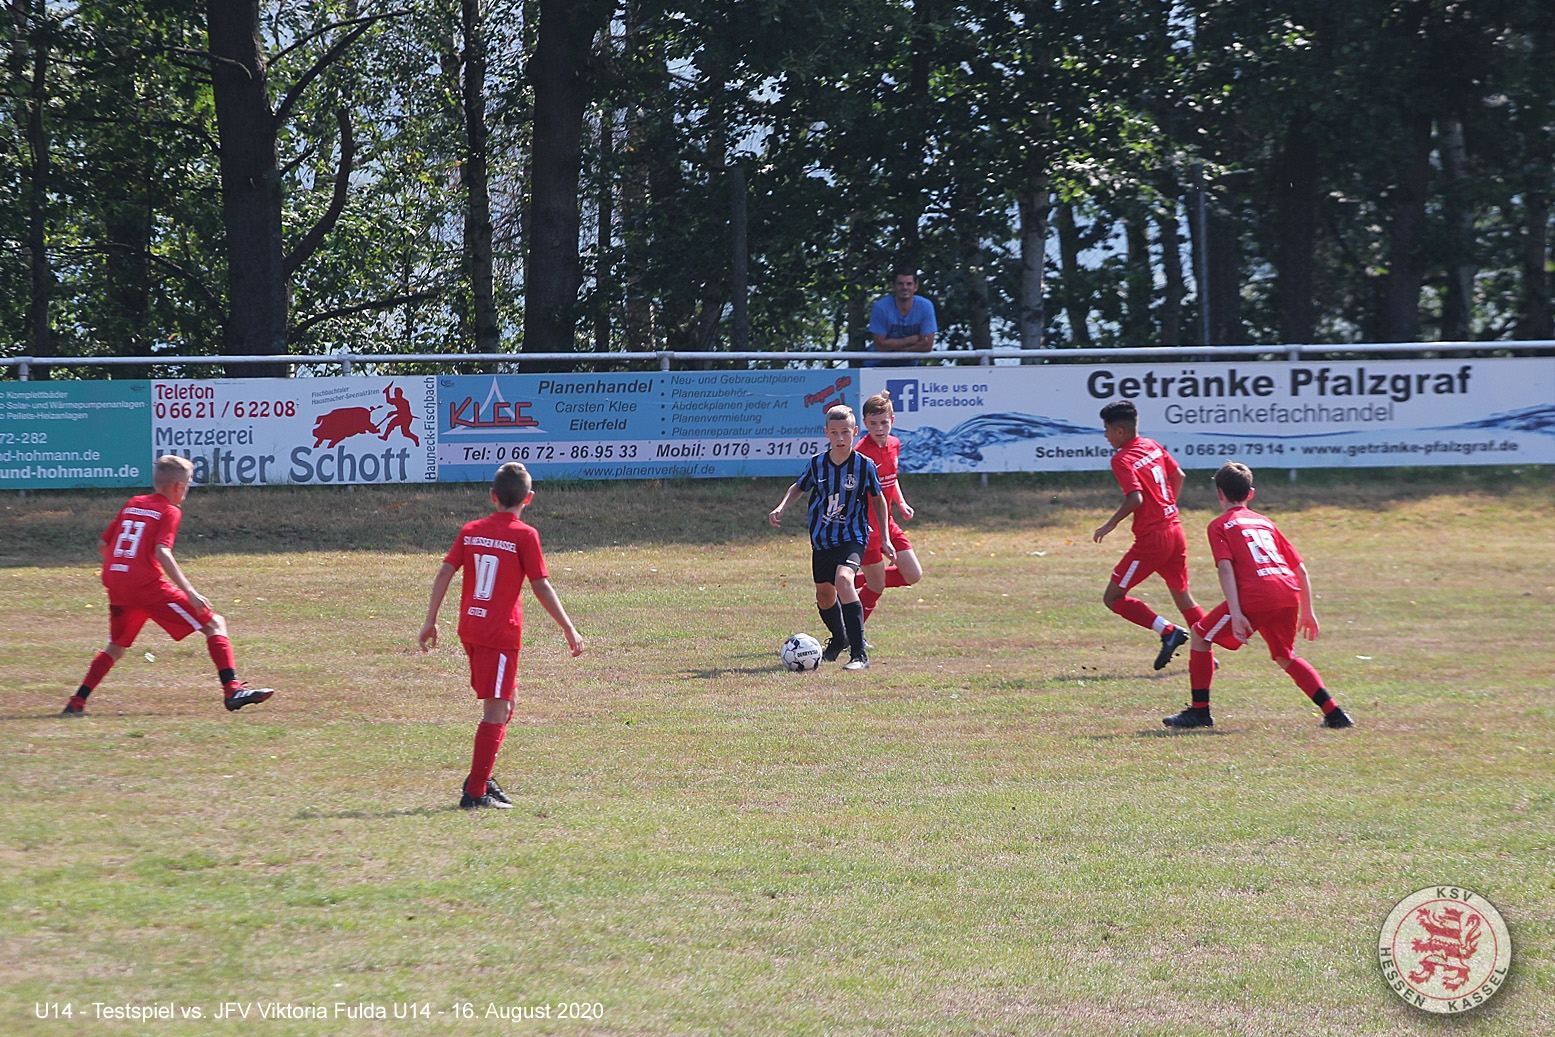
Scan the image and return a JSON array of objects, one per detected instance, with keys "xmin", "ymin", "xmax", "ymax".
[
  {"xmin": 101, "ymin": 493, "xmax": 182, "ymax": 600},
  {"xmin": 1110, "ymin": 436, "xmax": 1182, "ymax": 536},
  {"xmin": 854, "ymin": 433, "xmax": 902, "ymax": 504},
  {"xmin": 442, "ymin": 512, "xmax": 549, "ymax": 650},
  {"xmin": 1207, "ymin": 505, "xmax": 1304, "ymax": 612}
]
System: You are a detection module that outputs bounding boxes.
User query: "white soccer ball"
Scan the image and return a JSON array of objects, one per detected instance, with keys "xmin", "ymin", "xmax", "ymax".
[{"xmin": 780, "ymin": 633, "xmax": 823, "ymax": 671}]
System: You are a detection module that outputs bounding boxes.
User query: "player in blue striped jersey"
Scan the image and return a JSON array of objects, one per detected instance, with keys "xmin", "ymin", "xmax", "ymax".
[{"xmin": 769, "ymin": 405, "xmax": 895, "ymax": 669}]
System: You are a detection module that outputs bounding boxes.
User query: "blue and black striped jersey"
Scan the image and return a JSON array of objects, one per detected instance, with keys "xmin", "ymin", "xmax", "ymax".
[{"xmin": 795, "ymin": 449, "xmax": 882, "ymax": 549}]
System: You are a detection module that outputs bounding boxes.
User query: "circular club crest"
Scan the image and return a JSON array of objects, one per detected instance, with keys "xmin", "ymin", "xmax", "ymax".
[{"xmin": 1378, "ymin": 886, "xmax": 1511, "ymax": 1013}]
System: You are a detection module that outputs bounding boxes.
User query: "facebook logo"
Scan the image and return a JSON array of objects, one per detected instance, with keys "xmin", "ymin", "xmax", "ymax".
[{"xmin": 885, "ymin": 379, "xmax": 919, "ymax": 412}]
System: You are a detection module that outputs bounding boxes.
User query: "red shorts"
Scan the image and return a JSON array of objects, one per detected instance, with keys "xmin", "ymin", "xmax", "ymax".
[
  {"xmin": 1193, "ymin": 601, "xmax": 1298, "ymax": 661},
  {"xmin": 108, "ymin": 586, "xmax": 213, "ymax": 646},
  {"xmin": 1111, "ymin": 526, "xmax": 1189, "ymax": 593},
  {"xmin": 464, "ymin": 642, "xmax": 519, "ymax": 700},
  {"xmin": 863, "ymin": 519, "xmax": 913, "ymax": 566}
]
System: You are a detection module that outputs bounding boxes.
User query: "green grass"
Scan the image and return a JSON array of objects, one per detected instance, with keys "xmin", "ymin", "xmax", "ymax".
[{"xmin": 3, "ymin": 472, "xmax": 1554, "ymax": 1035}]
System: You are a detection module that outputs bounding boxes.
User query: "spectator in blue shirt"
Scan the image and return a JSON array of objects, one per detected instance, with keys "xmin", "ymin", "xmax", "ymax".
[{"xmin": 866, "ymin": 267, "xmax": 937, "ymax": 368}]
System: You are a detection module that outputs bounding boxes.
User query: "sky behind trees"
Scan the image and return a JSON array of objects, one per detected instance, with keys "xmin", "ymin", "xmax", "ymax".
[{"xmin": 3, "ymin": 0, "xmax": 1554, "ymax": 371}]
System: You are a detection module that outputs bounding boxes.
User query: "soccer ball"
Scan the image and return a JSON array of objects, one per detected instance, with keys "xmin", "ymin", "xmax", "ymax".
[{"xmin": 780, "ymin": 633, "xmax": 823, "ymax": 671}]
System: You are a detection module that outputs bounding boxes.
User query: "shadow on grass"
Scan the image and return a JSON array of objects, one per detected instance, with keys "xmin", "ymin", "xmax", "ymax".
[
  {"xmin": 293, "ymin": 806, "xmax": 456, "ymax": 820},
  {"xmin": 680, "ymin": 665, "xmax": 789, "ymax": 680},
  {"xmin": 1073, "ymin": 729, "xmax": 1233, "ymax": 740}
]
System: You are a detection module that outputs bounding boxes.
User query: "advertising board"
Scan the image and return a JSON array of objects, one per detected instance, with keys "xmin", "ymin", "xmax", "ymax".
[
  {"xmin": 436, "ymin": 369, "xmax": 856, "ymax": 481},
  {"xmin": 151, "ymin": 376, "xmax": 438, "ymax": 485},
  {"xmin": 1, "ymin": 380, "xmax": 151, "ymax": 489},
  {"xmin": 861, "ymin": 358, "xmax": 1555, "ymax": 472}
]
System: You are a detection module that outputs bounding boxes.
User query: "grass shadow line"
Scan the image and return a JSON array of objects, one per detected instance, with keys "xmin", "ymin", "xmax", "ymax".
[{"xmin": 292, "ymin": 806, "xmax": 456, "ymax": 820}]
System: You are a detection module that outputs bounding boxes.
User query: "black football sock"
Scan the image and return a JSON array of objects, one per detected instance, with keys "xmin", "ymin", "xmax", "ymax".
[
  {"xmin": 841, "ymin": 601, "xmax": 865, "ymax": 657},
  {"xmin": 76, "ymin": 685, "xmax": 93, "ymax": 700},
  {"xmin": 218, "ymin": 668, "xmax": 236, "ymax": 686},
  {"xmin": 818, "ymin": 602, "xmax": 846, "ymax": 643}
]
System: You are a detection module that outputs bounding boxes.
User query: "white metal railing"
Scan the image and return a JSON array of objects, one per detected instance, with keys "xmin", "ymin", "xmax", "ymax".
[{"xmin": 2, "ymin": 341, "xmax": 1552, "ymax": 379}]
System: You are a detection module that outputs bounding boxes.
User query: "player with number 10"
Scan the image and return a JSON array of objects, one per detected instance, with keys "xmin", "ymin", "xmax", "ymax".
[{"xmin": 420, "ymin": 462, "xmax": 584, "ymax": 809}]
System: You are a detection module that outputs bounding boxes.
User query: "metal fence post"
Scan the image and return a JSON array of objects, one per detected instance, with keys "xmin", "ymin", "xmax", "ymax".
[
  {"xmin": 659, "ymin": 351, "xmax": 672, "ymax": 371},
  {"xmin": 341, "ymin": 353, "xmax": 353, "ymax": 375},
  {"xmin": 18, "ymin": 358, "xmax": 30, "ymax": 381},
  {"xmin": 1287, "ymin": 344, "xmax": 1302, "ymax": 362}
]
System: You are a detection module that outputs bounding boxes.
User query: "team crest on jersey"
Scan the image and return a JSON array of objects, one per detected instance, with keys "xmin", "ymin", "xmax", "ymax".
[
  {"xmin": 843, "ymin": 474, "xmax": 857, "ymax": 491},
  {"xmin": 1378, "ymin": 886, "xmax": 1510, "ymax": 1013}
]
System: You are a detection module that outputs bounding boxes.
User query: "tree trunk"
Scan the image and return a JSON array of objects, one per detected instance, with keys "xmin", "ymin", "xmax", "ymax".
[
  {"xmin": 11, "ymin": 0, "xmax": 51, "ymax": 373},
  {"xmin": 1518, "ymin": 186, "xmax": 1552, "ymax": 340},
  {"xmin": 1156, "ymin": 199, "xmax": 1184, "ymax": 346},
  {"xmin": 1274, "ymin": 117, "xmax": 1317, "ymax": 345},
  {"xmin": 1381, "ymin": 112, "xmax": 1435, "ymax": 342},
  {"xmin": 1056, "ymin": 202, "xmax": 1091, "ymax": 346},
  {"xmin": 729, "ymin": 163, "xmax": 749, "ymax": 351},
  {"xmin": 462, "ymin": 0, "xmax": 499, "ymax": 352},
  {"xmin": 1123, "ymin": 210, "xmax": 1152, "ymax": 345},
  {"xmin": 959, "ymin": 226, "xmax": 992, "ymax": 351},
  {"xmin": 1439, "ymin": 115, "xmax": 1475, "ymax": 341},
  {"xmin": 102, "ymin": 146, "xmax": 152, "ymax": 364},
  {"xmin": 209, "ymin": 0, "xmax": 287, "ymax": 372},
  {"xmin": 523, "ymin": 0, "xmax": 610, "ymax": 353},
  {"xmin": 593, "ymin": 108, "xmax": 614, "ymax": 352},
  {"xmin": 1207, "ymin": 199, "xmax": 1242, "ymax": 345},
  {"xmin": 1018, "ymin": 177, "xmax": 1051, "ymax": 350}
]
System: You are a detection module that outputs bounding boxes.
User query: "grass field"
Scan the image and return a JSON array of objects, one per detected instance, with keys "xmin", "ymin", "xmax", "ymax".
[{"xmin": 3, "ymin": 470, "xmax": 1554, "ymax": 1036}]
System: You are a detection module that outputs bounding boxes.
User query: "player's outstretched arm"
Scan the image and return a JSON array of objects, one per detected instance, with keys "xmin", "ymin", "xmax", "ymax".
[
  {"xmin": 155, "ymin": 545, "xmax": 210, "ymax": 612},
  {"xmin": 530, "ymin": 577, "xmax": 584, "ymax": 656},
  {"xmin": 419, "ymin": 562, "xmax": 457, "ymax": 651},
  {"xmin": 1217, "ymin": 558, "xmax": 1253, "ymax": 643},
  {"xmin": 1295, "ymin": 562, "xmax": 1320, "ymax": 641},
  {"xmin": 768, "ymin": 483, "xmax": 803, "ymax": 527},
  {"xmin": 891, "ymin": 481, "xmax": 913, "ymax": 521},
  {"xmin": 1094, "ymin": 491, "xmax": 1142, "ymax": 543}
]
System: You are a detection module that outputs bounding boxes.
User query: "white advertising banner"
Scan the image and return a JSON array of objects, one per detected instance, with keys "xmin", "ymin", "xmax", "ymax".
[
  {"xmin": 151, "ymin": 376, "xmax": 438, "ymax": 485},
  {"xmin": 860, "ymin": 358, "xmax": 1555, "ymax": 472}
]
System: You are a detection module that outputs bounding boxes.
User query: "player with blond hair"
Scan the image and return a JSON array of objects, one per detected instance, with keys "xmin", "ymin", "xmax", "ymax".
[{"xmin": 63, "ymin": 455, "xmax": 274, "ymax": 715}]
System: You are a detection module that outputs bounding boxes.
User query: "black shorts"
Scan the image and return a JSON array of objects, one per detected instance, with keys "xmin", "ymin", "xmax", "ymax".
[{"xmin": 812, "ymin": 543, "xmax": 866, "ymax": 585}]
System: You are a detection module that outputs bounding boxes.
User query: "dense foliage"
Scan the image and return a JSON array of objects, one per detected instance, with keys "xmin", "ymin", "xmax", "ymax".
[{"xmin": 3, "ymin": 0, "xmax": 1554, "ymax": 369}]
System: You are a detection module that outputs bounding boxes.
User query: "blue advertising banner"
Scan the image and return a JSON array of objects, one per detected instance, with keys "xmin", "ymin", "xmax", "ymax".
[
  {"xmin": 1, "ymin": 380, "xmax": 152, "ymax": 489},
  {"xmin": 861, "ymin": 358, "xmax": 1555, "ymax": 472},
  {"xmin": 437, "ymin": 370, "xmax": 856, "ymax": 481}
]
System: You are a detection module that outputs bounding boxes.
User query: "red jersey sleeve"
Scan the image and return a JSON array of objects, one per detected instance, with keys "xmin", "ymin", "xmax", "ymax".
[
  {"xmin": 516, "ymin": 525, "xmax": 549, "ymax": 581},
  {"xmin": 156, "ymin": 506, "xmax": 182, "ymax": 550},
  {"xmin": 1111, "ymin": 451, "xmax": 1140, "ymax": 495},
  {"xmin": 1207, "ymin": 516, "xmax": 1234, "ymax": 565},
  {"xmin": 442, "ymin": 534, "xmax": 463, "ymax": 568}
]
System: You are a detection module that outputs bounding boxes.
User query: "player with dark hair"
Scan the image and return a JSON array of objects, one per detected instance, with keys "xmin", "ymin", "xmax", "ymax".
[
  {"xmin": 1164, "ymin": 462, "xmax": 1354, "ymax": 729},
  {"xmin": 865, "ymin": 266, "xmax": 937, "ymax": 368},
  {"xmin": 768, "ymin": 404, "xmax": 894, "ymax": 669},
  {"xmin": 855, "ymin": 390, "xmax": 924, "ymax": 623},
  {"xmin": 62, "ymin": 454, "xmax": 274, "ymax": 715},
  {"xmin": 1093, "ymin": 400, "xmax": 1205, "ymax": 670},
  {"xmin": 420, "ymin": 462, "xmax": 584, "ymax": 809}
]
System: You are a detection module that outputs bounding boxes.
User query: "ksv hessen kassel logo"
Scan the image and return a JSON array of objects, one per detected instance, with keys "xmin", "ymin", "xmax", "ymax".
[{"xmin": 1378, "ymin": 886, "xmax": 1511, "ymax": 1013}]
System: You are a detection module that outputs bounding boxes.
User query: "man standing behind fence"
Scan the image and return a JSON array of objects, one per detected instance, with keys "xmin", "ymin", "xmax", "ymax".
[{"xmin": 866, "ymin": 266, "xmax": 937, "ymax": 367}]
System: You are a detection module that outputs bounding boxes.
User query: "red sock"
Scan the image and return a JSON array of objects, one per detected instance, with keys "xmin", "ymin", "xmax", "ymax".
[
  {"xmin": 885, "ymin": 566, "xmax": 910, "ymax": 588},
  {"xmin": 81, "ymin": 651, "xmax": 115, "ymax": 692},
  {"xmin": 1181, "ymin": 604, "xmax": 1206, "ymax": 627},
  {"xmin": 1285, "ymin": 657, "xmax": 1337, "ymax": 713},
  {"xmin": 1189, "ymin": 649, "xmax": 1215, "ymax": 691},
  {"xmin": 465, "ymin": 721, "xmax": 508, "ymax": 798},
  {"xmin": 858, "ymin": 583, "xmax": 882, "ymax": 622},
  {"xmin": 1109, "ymin": 596, "xmax": 1160, "ymax": 631},
  {"xmin": 206, "ymin": 635, "xmax": 235, "ymax": 673}
]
